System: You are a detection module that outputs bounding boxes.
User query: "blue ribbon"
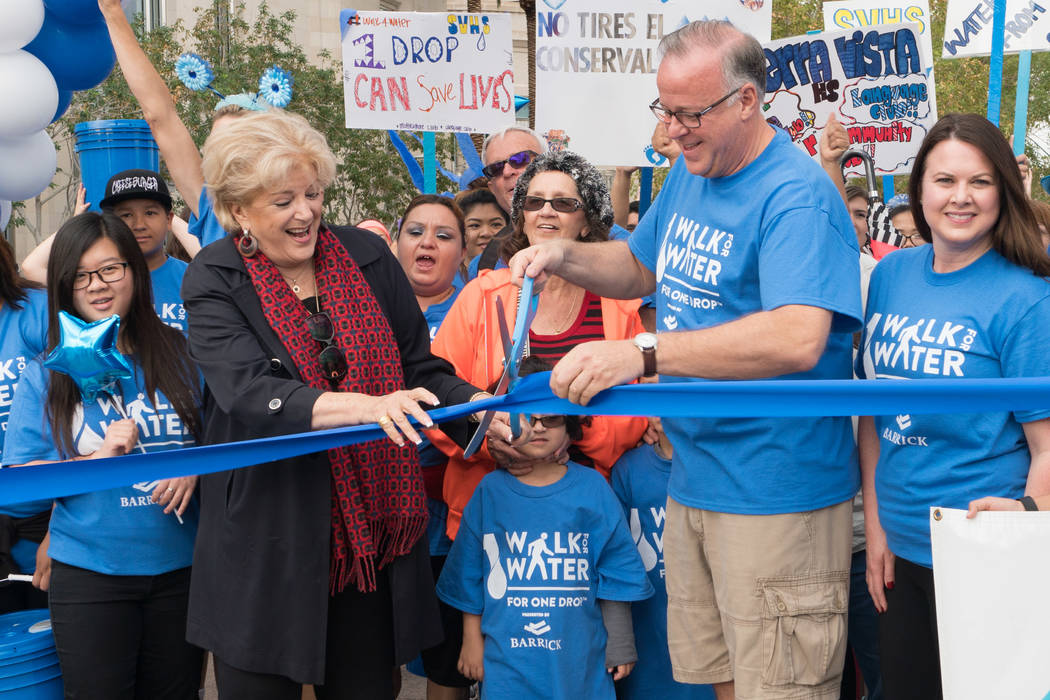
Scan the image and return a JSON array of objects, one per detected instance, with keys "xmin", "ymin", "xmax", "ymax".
[{"xmin": 4, "ymin": 373, "xmax": 1050, "ymax": 507}]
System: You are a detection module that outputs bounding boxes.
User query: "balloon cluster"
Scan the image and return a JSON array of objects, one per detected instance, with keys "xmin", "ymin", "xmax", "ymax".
[{"xmin": 0, "ymin": 0, "xmax": 116, "ymax": 209}]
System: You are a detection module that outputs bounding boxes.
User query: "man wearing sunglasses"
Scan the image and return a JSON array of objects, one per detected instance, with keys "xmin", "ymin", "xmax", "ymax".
[
  {"xmin": 471, "ymin": 126, "xmax": 547, "ymax": 274},
  {"xmin": 509, "ymin": 20, "xmax": 862, "ymax": 700}
]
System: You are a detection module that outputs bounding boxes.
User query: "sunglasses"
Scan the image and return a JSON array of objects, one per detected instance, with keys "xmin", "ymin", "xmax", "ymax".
[
  {"xmin": 305, "ymin": 309, "xmax": 348, "ymax": 385},
  {"xmin": 482, "ymin": 150, "xmax": 539, "ymax": 179},
  {"xmin": 528, "ymin": 415, "xmax": 566, "ymax": 428},
  {"xmin": 521, "ymin": 196, "xmax": 584, "ymax": 213}
]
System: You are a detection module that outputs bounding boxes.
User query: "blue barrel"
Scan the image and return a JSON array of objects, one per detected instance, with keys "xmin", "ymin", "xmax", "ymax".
[
  {"xmin": 0, "ymin": 609, "xmax": 62, "ymax": 699},
  {"xmin": 74, "ymin": 119, "xmax": 160, "ymax": 212}
]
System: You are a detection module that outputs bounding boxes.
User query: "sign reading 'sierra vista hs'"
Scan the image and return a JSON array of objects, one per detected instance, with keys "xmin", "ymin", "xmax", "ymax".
[
  {"xmin": 340, "ymin": 10, "xmax": 515, "ymax": 133},
  {"xmin": 762, "ymin": 23, "xmax": 937, "ymax": 176}
]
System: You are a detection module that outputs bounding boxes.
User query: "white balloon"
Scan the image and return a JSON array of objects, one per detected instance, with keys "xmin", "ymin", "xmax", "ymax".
[
  {"xmin": 0, "ymin": 130, "xmax": 57, "ymax": 202},
  {"xmin": 0, "ymin": 0, "xmax": 45, "ymax": 53},
  {"xmin": 0, "ymin": 51, "xmax": 59, "ymax": 139},
  {"xmin": 0, "ymin": 200, "xmax": 10, "ymax": 231}
]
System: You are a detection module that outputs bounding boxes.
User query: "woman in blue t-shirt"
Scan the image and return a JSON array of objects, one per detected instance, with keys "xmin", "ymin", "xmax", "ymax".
[
  {"xmin": 3, "ymin": 212, "xmax": 204, "ymax": 699},
  {"xmin": 856, "ymin": 113, "xmax": 1050, "ymax": 700},
  {"xmin": 0, "ymin": 237, "xmax": 49, "ymax": 615},
  {"xmin": 393, "ymin": 194, "xmax": 474, "ymax": 698}
]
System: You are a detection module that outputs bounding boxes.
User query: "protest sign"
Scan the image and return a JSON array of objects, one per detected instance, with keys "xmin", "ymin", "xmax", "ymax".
[
  {"xmin": 931, "ymin": 508, "xmax": 1050, "ymax": 700},
  {"xmin": 533, "ymin": 0, "xmax": 771, "ymax": 167},
  {"xmin": 339, "ymin": 10, "xmax": 515, "ymax": 133},
  {"xmin": 941, "ymin": 0, "xmax": 1050, "ymax": 58},
  {"xmin": 823, "ymin": 0, "xmax": 934, "ymax": 66},
  {"xmin": 762, "ymin": 23, "xmax": 936, "ymax": 176}
]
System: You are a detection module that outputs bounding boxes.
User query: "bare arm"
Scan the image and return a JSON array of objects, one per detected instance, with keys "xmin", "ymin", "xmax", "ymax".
[
  {"xmin": 98, "ymin": 0, "xmax": 205, "ymax": 214},
  {"xmin": 457, "ymin": 612, "xmax": 484, "ymax": 681},
  {"xmin": 611, "ymin": 167, "xmax": 637, "ymax": 228},
  {"xmin": 21, "ymin": 185, "xmax": 90, "ymax": 283},
  {"xmin": 820, "ymin": 113, "xmax": 849, "ymax": 206},
  {"xmin": 858, "ymin": 415, "xmax": 893, "ymax": 613},
  {"xmin": 169, "ymin": 216, "xmax": 201, "ymax": 258}
]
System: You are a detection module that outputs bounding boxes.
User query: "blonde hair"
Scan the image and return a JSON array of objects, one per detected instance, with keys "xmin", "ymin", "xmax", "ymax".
[{"xmin": 201, "ymin": 110, "xmax": 338, "ymax": 232}]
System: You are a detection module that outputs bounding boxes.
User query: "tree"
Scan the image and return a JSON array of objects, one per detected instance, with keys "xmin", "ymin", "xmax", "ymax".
[{"xmin": 41, "ymin": 1, "xmax": 455, "ymax": 242}]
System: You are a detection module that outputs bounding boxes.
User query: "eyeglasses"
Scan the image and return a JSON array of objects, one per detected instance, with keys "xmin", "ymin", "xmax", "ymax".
[
  {"xmin": 73, "ymin": 262, "xmax": 129, "ymax": 290},
  {"xmin": 521, "ymin": 196, "xmax": 584, "ymax": 213},
  {"xmin": 649, "ymin": 87, "xmax": 741, "ymax": 129},
  {"xmin": 305, "ymin": 308, "xmax": 348, "ymax": 385},
  {"xmin": 528, "ymin": 415, "xmax": 566, "ymax": 428},
  {"xmin": 482, "ymin": 150, "xmax": 539, "ymax": 179},
  {"xmin": 900, "ymin": 232, "xmax": 925, "ymax": 246}
]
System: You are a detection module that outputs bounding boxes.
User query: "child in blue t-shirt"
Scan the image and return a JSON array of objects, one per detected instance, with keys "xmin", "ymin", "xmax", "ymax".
[
  {"xmin": 610, "ymin": 411, "xmax": 715, "ymax": 700},
  {"xmin": 437, "ymin": 359, "xmax": 653, "ymax": 700}
]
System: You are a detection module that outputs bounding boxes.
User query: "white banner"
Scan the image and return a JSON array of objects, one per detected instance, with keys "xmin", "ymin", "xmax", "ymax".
[
  {"xmin": 941, "ymin": 0, "xmax": 1050, "ymax": 58},
  {"xmin": 762, "ymin": 23, "xmax": 936, "ymax": 176},
  {"xmin": 339, "ymin": 10, "xmax": 515, "ymax": 133},
  {"xmin": 823, "ymin": 0, "xmax": 934, "ymax": 66},
  {"xmin": 534, "ymin": 0, "xmax": 771, "ymax": 167},
  {"xmin": 930, "ymin": 507, "xmax": 1050, "ymax": 700}
]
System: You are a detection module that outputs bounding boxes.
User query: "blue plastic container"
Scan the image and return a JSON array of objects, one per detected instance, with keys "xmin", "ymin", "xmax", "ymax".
[
  {"xmin": 74, "ymin": 119, "xmax": 160, "ymax": 212},
  {"xmin": 0, "ymin": 609, "xmax": 62, "ymax": 699}
]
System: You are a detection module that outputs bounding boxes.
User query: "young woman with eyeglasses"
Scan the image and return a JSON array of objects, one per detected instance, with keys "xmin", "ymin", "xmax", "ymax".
[
  {"xmin": 181, "ymin": 109, "xmax": 489, "ymax": 698},
  {"xmin": 430, "ymin": 150, "xmax": 648, "ymax": 544},
  {"xmin": 2, "ymin": 212, "xmax": 203, "ymax": 699}
]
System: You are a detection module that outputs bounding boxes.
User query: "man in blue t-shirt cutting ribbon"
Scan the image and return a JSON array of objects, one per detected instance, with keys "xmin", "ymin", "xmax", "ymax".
[{"xmin": 509, "ymin": 19, "xmax": 863, "ymax": 700}]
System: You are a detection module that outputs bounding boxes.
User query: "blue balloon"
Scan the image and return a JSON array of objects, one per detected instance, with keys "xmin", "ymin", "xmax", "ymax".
[
  {"xmin": 51, "ymin": 89, "xmax": 73, "ymax": 124},
  {"xmin": 24, "ymin": 9, "xmax": 115, "ymax": 92},
  {"xmin": 43, "ymin": 0, "xmax": 103, "ymax": 25},
  {"xmin": 44, "ymin": 311, "xmax": 133, "ymax": 401}
]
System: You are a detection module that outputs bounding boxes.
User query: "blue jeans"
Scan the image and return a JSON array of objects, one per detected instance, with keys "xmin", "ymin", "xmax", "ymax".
[{"xmin": 848, "ymin": 550, "xmax": 883, "ymax": 700}]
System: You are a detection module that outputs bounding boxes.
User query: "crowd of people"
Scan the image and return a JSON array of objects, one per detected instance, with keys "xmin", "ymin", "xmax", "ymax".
[{"xmin": 1, "ymin": 7, "xmax": 1049, "ymax": 700}]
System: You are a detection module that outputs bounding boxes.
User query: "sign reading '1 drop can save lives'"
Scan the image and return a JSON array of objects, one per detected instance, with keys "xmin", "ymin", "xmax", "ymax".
[{"xmin": 340, "ymin": 10, "xmax": 516, "ymax": 134}]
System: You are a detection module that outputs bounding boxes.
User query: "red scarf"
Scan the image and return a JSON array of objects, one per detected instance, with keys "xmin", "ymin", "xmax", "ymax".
[{"xmin": 238, "ymin": 227, "xmax": 427, "ymax": 593}]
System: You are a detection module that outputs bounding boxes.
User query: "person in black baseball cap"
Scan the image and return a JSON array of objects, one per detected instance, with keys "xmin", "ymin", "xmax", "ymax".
[{"xmin": 99, "ymin": 168, "xmax": 174, "ymax": 272}]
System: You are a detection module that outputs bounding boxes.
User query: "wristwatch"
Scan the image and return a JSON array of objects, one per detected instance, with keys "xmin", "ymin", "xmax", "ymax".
[{"xmin": 633, "ymin": 332, "xmax": 658, "ymax": 378}]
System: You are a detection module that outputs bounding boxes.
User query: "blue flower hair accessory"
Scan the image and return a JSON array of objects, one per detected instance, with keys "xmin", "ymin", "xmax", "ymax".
[
  {"xmin": 174, "ymin": 54, "xmax": 295, "ymax": 112},
  {"xmin": 886, "ymin": 193, "xmax": 911, "ymax": 216},
  {"xmin": 175, "ymin": 53, "xmax": 221, "ymax": 97},
  {"xmin": 258, "ymin": 66, "xmax": 294, "ymax": 109}
]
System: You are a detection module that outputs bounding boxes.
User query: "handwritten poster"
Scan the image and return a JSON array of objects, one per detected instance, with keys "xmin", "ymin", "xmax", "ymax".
[
  {"xmin": 823, "ymin": 0, "xmax": 934, "ymax": 65},
  {"xmin": 534, "ymin": 0, "xmax": 772, "ymax": 167},
  {"xmin": 762, "ymin": 23, "xmax": 937, "ymax": 176},
  {"xmin": 941, "ymin": 0, "xmax": 1050, "ymax": 58},
  {"xmin": 340, "ymin": 10, "xmax": 515, "ymax": 133}
]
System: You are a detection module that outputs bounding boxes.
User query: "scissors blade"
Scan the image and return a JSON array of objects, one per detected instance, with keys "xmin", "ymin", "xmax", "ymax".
[
  {"xmin": 462, "ymin": 369, "xmax": 513, "ymax": 458},
  {"xmin": 508, "ymin": 275, "xmax": 539, "ymax": 439},
  {"xmin": 496, "ymin": 300, "xmax": 513, "ymax": 362}
]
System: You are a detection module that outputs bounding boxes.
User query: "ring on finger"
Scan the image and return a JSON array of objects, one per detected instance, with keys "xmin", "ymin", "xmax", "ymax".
[
  {"xmin": 377, "ymin": 415, "xmax": 393, "ymax": 427},
  {"xmin": 166, "ymin": 487, "xmax": 175, "ymax": 493}
]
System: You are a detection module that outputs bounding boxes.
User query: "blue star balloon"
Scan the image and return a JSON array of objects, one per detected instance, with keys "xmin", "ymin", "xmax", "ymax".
[{"xmin": 43, "ymin": 311, "xmax": 132, "ymax": 401}]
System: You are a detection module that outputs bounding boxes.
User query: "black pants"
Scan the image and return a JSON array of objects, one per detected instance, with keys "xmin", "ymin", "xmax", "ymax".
[
  {"xmin": 878, "ymin": 556, "xmax": 942, "ymax": 700},
  {"xmin": 214, "ymin": 567, "xmax": 396, "ymax": 700},
  {"xmin": 48, "ymin": 561, "xmax": 202, "ymax": 700},
  {"xmin": 0, "ymin": 579, "xmax": 48, "ymax": 615}
]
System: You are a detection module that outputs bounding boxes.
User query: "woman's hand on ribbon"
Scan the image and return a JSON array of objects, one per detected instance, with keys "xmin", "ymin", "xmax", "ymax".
[
  {"xmin": 152, "ymin": 475, "xmax": 198, "ymax": 516},
  {"xmin": 367, "ymin": 388, "xmax": 440, "ymax": 447}
]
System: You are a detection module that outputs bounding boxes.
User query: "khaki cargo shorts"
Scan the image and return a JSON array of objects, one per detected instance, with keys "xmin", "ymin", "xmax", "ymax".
[{"xmin": 664, "ymin": 497, "xmax": 851, "ymax": 700}]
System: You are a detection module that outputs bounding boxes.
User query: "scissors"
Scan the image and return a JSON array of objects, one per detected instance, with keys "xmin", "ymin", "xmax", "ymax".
[{"xmin": 462, "ymin": 275, "xmax": 540, "ymax": 458}]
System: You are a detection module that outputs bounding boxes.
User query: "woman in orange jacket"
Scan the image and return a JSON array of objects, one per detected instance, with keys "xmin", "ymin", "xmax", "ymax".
[{"xmin": 431, "ymin": 151, "xmax": 648, "ymax": 539}]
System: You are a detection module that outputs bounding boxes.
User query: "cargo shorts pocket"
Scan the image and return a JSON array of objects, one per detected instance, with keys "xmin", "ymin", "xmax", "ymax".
[{"xmin": 758, "ymin": 572, "xmax": 848, "ymax": 687}]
